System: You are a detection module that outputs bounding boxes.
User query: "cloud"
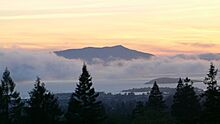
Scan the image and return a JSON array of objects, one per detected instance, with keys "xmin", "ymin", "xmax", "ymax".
[
  {"xmin": 0, "ymin": 49, "xmax": 82, "ymax": 81},
  {"xmin": 0, "ymin": 12, "xmax": 121, "ymax": 20},
  {"xmin": 90, "ymin": 57, "xmax": 213, "ymax": 80},
  {"xmin": 177, "ymin": 42, "xmax": 217, "ymax": 48},
  {"xmin": 156, "ymin": 48, "xmax": 197, "ymax": 54},
  {"xmin": 0, "ymin": 48, "xmax": 218, "ymax": 83}
]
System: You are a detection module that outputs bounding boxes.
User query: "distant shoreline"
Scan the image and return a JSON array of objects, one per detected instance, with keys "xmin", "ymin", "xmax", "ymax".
[{"xmin": 145, "ymin": 77, "xmax": 202, "ymax": 84}]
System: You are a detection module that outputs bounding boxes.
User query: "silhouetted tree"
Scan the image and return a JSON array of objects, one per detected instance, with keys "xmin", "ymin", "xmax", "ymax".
[
  {"xmin": 132, "ymin": 82, "xmax": 173, "ymax": 124},
  {"xmin": 0, "ymin": 68, "xmax": 23, "ymax": 124},
  {"xmin": 66, "ymin": 64, "xmax": 105, "ymax": 124},
  {"xmin": 27, "ymin": 77, "xmax": 62, "ymax": 124},
  {"xmin": 147, "ymin": 81, "xmax": 166, "ymax": 110},
  {"xmin": 171, "ymin": 78, "xmax": 201, "ymax": 124},
  {"xmin": 201, "ymin": 63, "xmax": 220, "ymax": 124}
]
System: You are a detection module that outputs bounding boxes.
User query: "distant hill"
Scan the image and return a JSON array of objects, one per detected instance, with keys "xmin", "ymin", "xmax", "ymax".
[
  {"xmin": 145, "ymin": 77, "xmax": 202, "ymax": 84},
  {"xmin": 54, "ymin": 45, "xmax": 154, "ymax": 63}
]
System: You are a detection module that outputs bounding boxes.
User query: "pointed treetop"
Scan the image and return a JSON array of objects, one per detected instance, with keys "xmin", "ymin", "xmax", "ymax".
[
  {"xmin": 208, "ymin": 62, "xmax": 218, "ymax": 79},
  {"xmin": 2, "ymin": 68, "xmax": 15, "ymax": 92},
  {"xmin": 204, "ymin": 62, "xmax": 218, "ymax": 90},
  {"xmin": 5, "ymin": 67, "xmax": 8, "ymax": 72},
  {"xmin": 184, "ymin": 77, "xmax": 193, "ymax": 85},
  {"xmin": 35, "ymin": 76, "xmax": 45, "ymax": 87},
  {"xmin": 148, "ymin": 81, "xmax": 166, "ymax": 110},
  {"xmin": 177, "ymin": 78, "xmax": 183, "ymax": 89},
  {"xmin": 150, "ymin": 81, "xmax": 161, "ymax": 95},
  {"xmin": 153, "ymin": 81, "xmax": 159, "ymax": 89},
  {"xmin": 3, "ymin": 67, "xmax": 10, "ymax": 77},
  {"xmin": 36, "ymin": 76, "xmax": 40, "ymax": 82},
  {"xmin": 184, "ymin": 77, "xmax": 191, "ymax": 82},
  {"xmin": 81, "ymin": 63, "xmax": 90, "ymax": 78},
  {"xmin": 83, "ymin": 61, "xmax": 86, "ymax": 66}
]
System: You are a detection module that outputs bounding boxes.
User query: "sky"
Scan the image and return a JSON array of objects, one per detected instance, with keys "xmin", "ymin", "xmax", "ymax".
[{"xmin": 0, "ymin": 0, "xmax": 220, "ymax": 55}]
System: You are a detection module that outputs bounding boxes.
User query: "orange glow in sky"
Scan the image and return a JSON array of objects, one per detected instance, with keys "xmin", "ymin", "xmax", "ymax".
[{"xmin": 0, "ymin": 0, "xmax": 220, "ymax": 55}]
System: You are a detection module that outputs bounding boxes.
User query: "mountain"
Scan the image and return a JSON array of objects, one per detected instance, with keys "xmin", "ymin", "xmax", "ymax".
[
  {"xmin": 145, "ymin": 77, "xmax": 202, "ymax": 84},
  {"xmin": 54, "ymin": 45, "xmax": 154, "ymax": 62}
]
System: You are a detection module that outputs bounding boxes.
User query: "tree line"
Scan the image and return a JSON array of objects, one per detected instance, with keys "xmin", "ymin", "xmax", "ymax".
[
  {"xmin": 0, "ymin": 64, "xmax": 104, "ymax": 124},
  {"xmin": 131, "ymin": 63, "xmax": 220, "ymax": 124},
  {"xmin": 0, "ymin": 63, "xmax": 220, "ymax": 124}
]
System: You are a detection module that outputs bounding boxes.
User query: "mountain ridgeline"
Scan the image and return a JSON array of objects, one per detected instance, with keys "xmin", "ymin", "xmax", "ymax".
[{"xmin": 54, "ymin": 45, "xmax": 154, "ymax": 62}]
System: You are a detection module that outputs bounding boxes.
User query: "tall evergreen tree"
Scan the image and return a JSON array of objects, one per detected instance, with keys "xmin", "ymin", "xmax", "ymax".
[
  {"xmin": 0, "ymin": 68, "xmax": 23, "ymax": 124},
  {"xmin": 27, "ymin": 77, "xmax": 62, "ymax": 124},
  {"xmin": 201, "ymin": 63, "xmax": 220, "ymax": 124},
  {"xmin": 171, "ymin": 78, "xmax": 201, "ymax": 124},
  {"xmin": 204, "ymin": 62, "xmax": 218, "ymax": 90},
  {"xmin": 66, "ymin": 64, "xmax": 105, "ymax": 124},
  {"xmin": 147, "ymin": 81, "xmax": 166, "ymax": 111},
  {"xmin": 132, "ymin": 82, "xmax": 172, "ymax": 124}
]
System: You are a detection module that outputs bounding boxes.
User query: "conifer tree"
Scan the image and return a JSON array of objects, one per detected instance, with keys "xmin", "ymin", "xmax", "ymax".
[
  {"xmin": 147, "ymin": 81, "xmax": 166, "ymax": 111},
  {"xmin": 171, "ymin": 78, "xmax": 201, "ymax": 124},
  {"xmin": 0, "ymin": 68, "xmax": 23, "ymax": 124},
  {"xmin": 28, "ymin": 77, "xmax": 62, "ymax": 124},
  {"xmin": 201, "ymin": 63, "xmax": 220, "ymax": 124},
  {"xmin": 66, "ymin": 64, "xmax": 105, "ymax": 124},
  {"xmin": 132, "ymin": 82, "xmax": 172, "ymax": 124}
]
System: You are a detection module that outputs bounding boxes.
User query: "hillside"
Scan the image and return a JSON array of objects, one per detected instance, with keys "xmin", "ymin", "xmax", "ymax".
[{"xmin": 54, "ymin": 45, "xmax": 154, "ymax": 62}]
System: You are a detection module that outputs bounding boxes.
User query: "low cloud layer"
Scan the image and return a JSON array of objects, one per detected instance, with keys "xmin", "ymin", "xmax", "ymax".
[
  {"xmin": 178, "ymin": 42, "xmax": 217, "ymax": 48},
  {"xmin": 0, "ymin": 49, "xmax": 82, "ymax": 81},
  {"xmin": 0, "ymin": 49, "xmax": 219, "ymax": 83}
]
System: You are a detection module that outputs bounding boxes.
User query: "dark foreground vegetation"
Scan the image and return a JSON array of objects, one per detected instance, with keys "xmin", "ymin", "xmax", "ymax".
[{"xmin": 0, "ymin": 63, "xmax": 220, "ymax": 124}]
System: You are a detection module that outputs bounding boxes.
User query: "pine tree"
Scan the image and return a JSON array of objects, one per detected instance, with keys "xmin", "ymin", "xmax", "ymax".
[
  {"xmin": 132, "ymin": 82, "xmax": 172, "ymax": 124},
  {"xmin": 171, "ymin": 78, "xmax": 201, "ymax": 124},
  {"xmin": 66, "ymin": 64, "xmax": 105, "ymax": 124},
  {"xmin": 201, "ymin": 63, "xmax": 220, "ymax": 124},
  {"xmin": 204, "ymin": 62, "xmax": 218, "ymax": 90},
  {"xmin": 0, "ymin": 68, "xmax": 23, "ymax": 124},
  {"xmin": 27, "ymin": 77, "xmax": 62, "ymax": 124},
  {"xmin": 147, "ymin": 81, "xmax": 166, "ymax": 111}
]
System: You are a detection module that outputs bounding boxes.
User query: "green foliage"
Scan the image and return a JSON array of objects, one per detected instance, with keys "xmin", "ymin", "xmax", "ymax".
[
  {"xmin": 28, "ymin": 77, "xmax": 62, "ymax": 124},
  {"xmin": 201, "ymin": 63, "xmax": 220, "ymax": 124},
  {"xmin": 171, "ymin": 78, "xmax": 201, "ymax": 124},
  {"xmin": 66, "ymin": 64, "xmax": 105, "ymax": 124},
  {"xmin": 0, "ymin": 68, "xmax": 23, "ymax": 124}
]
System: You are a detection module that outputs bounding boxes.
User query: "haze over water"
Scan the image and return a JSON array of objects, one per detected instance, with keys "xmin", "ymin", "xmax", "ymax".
[{"xmin": 16, "ymin": 77, "xmax": 209, "ymax": 98}]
